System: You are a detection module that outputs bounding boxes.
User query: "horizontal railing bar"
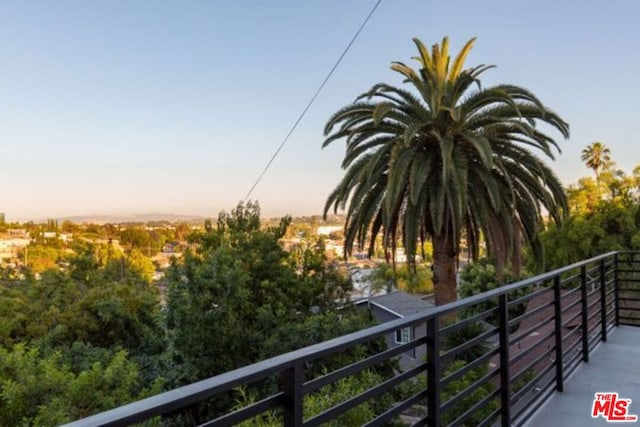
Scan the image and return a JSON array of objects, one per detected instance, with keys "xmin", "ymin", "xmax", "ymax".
[
  {"xmin": 560, "ymin": 297, "xmax": 582, "ymax": 316},
  {"xmin": 304, "ymin": 363, "xmax": 426, "ymax": 427},
  {"xmin": 588, "ymin": 333, "xmax": 601, "ymax": 351},
  {"xmin": 606, "ymin": 307, "xmax": 616, "ymax": 319},
  {"xmin": 440, "ymin": 347, "xmax": 500, "ymax": 387},
  {"xmin": 510, "ymin": 362, "xmax": 555, "ymax": 406},
  {"xmin": 587, "ymin": 308, "xmax": 601, "ymax": 322},
  {"xmin": 619, "ymin": 313, "xmax": 640, "ymax": 319},
  {"xmin": 512, "ymin": 379, "xmax": 557, "ymax": 426},
  {"xmin": 586, "ymin": 286, "xmax": 601, "ymax": 299},
  {"xmin": 201, "ymin": 393, "xmax": 284, "ymax": 427},
  {"xmin": 563, "ymin": 350, "xmax": 583, "ymax": 378},
  {"xmin": 508, "ymin": 285, "xmax": 552, "ymax": 308},
  {"xmin": 61, "ymin": 322, "xmax": 430, "ymax": 426},
  {"xmin": 440, "ymin": 367, "xmax": 500, "ymax": 413},
  {"xmin": 508, "ymin": 300, "xmax": 554, "ymax": 327},
  {"xmin": 303, "ymin": 336, "xmax": 426, "ymax": 394},
  {"xmin": 413, "ymin": 414, "xmax": 430, "ymax": 426},
  {"xmin": 563, "ymin": 357, "xmax": 583, "ymax": 382},
  {"xmin": 560, "ymin": 272, "xmax": 581, "ymax": 286},
  {"xmin": 448, "ymin": 387, "xmax": 501, "ymax": 427},
  {"xmin": 509, "ymin": 315, "xmax": 554, "ymax": 345},
  {"xmin": 586, "ymin": 328, "xmax": 599, "ymax": 341},
  {"xmin": 477, "ymin": 406, "xmax": 502, "ymax": 427},
  {"xmin": 587, "ymin": 297, "xmax": 601, "ymax": 312},
  {"xmin": 439, "ymin": 327, "xmax": 499, "ymax": 362},
  {"xmin": 510, "ymin": 330, "xmax": 555, "ymax": 366},
  {"xmin": 439, "ymin": 307, "xmax": 498, "ymax": 336},
  {"xmin": 362, "ymin": 389, "xmax": 427, "ymax": 427},
  {"xmin": 415, "ymin": 252, "xmax": 618, "ymax": 320},
  {"xmin": 509, "ymin": 365, "xmax": 556, "ymax": 425},
  {"xmin": 562, "ymin": 326, "xmax": 583, "ymax": 345},
  {"xmin": 560, "ymin": 285, "xmax": 581, "ymax": 301},
  {"xmin": 618, "ymin": 297, "xmax": 640, "ymax": 302},
  {"xmin": 511, "ymin": 346, "xmax": 555, "ymax": 384},
  {"xmin": 585, "ymin": 266, "xmax": 600, "ymax": 279},
  {"xmin": 561, "ymin": 310, "xmax": 583, "ymax": 328},
  {"xmin": 563, "ymin": 332, "xmax": 582, "ymax": 353}
]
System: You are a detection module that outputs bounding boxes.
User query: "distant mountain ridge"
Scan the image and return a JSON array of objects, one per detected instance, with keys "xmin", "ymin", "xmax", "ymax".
[{"xmin": 54, "ymin": 213, "xmax": 206, "ymax": 224}]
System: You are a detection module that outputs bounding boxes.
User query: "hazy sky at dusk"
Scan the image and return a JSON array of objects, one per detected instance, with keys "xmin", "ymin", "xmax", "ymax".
[{"xmin": 1, "ymin": 1, "xmax": 639, "ymax": 220}]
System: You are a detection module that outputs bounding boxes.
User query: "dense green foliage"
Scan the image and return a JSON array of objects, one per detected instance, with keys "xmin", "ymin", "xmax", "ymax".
[
  {"xmin": 0, "ymin": 203, "xmax": 390, "ymax": 425},
  {"xmin": 0, "ymin": 242, "xmax": 164, "ymax": 426},
  {"xmin": 543, "ymin": 152, "xmax": 640, "ymax": 269},
  {"xmin": 166, "ymin": 202, "xmax": 355, "ymax": 380},
  {"xmin": 0, "ymin": 345, "xmax": 162, "ymax": 426},
  {"xmin": 163, "ymin": 202, "xmax": 390, "ymax": 422},
  {"xmin": 0, "ymin": 203, "xmax": 387, "ymax": 425}
]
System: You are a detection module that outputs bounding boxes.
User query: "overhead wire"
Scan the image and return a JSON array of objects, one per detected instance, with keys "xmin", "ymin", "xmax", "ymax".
[{"xmin": 243, "ymin": 0, "xmax": 384, "ymax": 201}]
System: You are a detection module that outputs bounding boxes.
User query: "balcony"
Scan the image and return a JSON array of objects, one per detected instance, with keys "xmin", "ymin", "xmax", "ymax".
[
  {"xmin": 64, "ymin": 251, "xmax": 640, "ymax": 427},
  {"xmin": 525, "ymin": 325, "xmax": 640, "ymax": 426}
]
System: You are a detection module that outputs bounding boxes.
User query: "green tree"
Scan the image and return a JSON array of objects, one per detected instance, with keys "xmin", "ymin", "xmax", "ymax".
[
  {"xmin": 323, "ymin": 37, "xmax": 569, "ymax": 305},
  {"xmin": 580, "ymin": 141, "xmax": 611, "ymax": 184},
  {"xmin": 164, "ymin": 203, "xmax": 383, "ymax": 423},
  {"xmin": 0, "ymin": 344, "xmax": 162, "ymax": 426}
]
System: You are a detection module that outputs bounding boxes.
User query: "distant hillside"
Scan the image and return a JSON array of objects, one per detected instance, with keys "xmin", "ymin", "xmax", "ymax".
[{"xmin": 56, "ymin": 213, "xmax": 206, "ymax": 224}]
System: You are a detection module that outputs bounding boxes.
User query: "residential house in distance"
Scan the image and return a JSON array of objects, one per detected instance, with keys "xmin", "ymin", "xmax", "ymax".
[
  {"xmin": 316, "ymin": 225, "xmax": 342, "ymax": 236},
  {"xmin": 356, "ymin": 291, "xmax": 435, "ymax": 371},
  {"xmin": 0, "ymin": 236, "xmax": 30, "ymax": 262}
]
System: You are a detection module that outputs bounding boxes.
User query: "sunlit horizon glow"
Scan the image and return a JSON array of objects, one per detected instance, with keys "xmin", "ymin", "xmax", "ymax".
[{"xmin": 1, "ymin": 1, "xmax": 639, "ymax": 222}]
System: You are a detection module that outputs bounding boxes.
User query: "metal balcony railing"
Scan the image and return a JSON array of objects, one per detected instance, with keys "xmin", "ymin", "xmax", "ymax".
[{"xmin": 63, "ymin": 251, "xmax": 640, "ymax": 427}]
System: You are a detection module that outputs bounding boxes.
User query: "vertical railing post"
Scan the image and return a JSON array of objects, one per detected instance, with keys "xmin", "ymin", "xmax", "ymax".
[
  {"xmin": 599, "ymin": 259, "xmax": 607, "ymax": 342},
  {"xmin": 553, "ymin": 276, "xmax": 564, "ymax": 392},
  {"xmin": 426, "ymin": 317, "xmax": 441, "ymax": 427},
  {"xmin": 580, "ymin": 265, "xmax": 589, "ymax": 362},
  {"xmin": 282, "ymin": 363, "xmax": 304, "ymax": 427},
  {"xmin": 498, "ymin": 294, "xmax": 511, "ymax": 427},
  {"xmin": 614, "ymin": 253, "xmax": 620, "ymax": 326}
]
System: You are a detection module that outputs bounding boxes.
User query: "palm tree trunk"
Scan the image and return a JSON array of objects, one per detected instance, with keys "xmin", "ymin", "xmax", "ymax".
[{"xmin": 432, "ymin": 233, "xmax": 457, "ymax": 306}]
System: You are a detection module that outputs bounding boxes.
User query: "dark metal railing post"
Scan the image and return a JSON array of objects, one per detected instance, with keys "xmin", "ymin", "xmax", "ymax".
[
  {"xmin": 426, "ymin": 317, "xmax": 441, "ymax": 427},
  {"xmin": 498, "ymin": 294, "xmax": 511, "ymax": 427},
  {"xmin": 599, "ymin": 259, "xmax": 607, "ymax": 342},
  {"xmin": 553, "ymin": 276, "xmax": 564, "ymax": 392},
  {"xmin": 282, "ymin": 363, "xmax": 304, "ymax": 427},
  {"xmin": 580, "ymin": 265, "xmax": 589, "ymax": 362},
  {"xmin": 614, "ymin": 253, "xmax": 620, "ymax": 326}
]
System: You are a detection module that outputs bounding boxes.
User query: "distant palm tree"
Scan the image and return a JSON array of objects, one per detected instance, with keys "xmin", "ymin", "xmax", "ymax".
[
  {"xmin": 323, "ymin": 37, "xmax": 569, "ymax": 306},
  {"xmin": 580, "ymin": 142, "xmax": 611, "ymax": 184}
]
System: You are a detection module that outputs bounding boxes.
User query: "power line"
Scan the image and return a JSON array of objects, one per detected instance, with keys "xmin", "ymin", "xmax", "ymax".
[{"xmin": 243, "ymin": 0, "xmax": 384, "ymax": 201}]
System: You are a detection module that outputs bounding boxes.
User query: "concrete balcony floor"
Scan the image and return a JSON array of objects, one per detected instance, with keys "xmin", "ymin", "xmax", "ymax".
[{"xmin": 525, "ymin": 325, "xmax": 640, "ymax": 426}]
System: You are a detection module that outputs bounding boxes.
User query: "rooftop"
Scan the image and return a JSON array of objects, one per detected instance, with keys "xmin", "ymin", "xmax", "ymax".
[{"xmin": 367, "ymin": 290, "xmax": 435, "ymax": 317}]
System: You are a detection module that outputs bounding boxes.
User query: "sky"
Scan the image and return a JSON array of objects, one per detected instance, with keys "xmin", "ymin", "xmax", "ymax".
[{"xmin": 1, "ymin": 0, "xmax": 639, "ymax": 221}]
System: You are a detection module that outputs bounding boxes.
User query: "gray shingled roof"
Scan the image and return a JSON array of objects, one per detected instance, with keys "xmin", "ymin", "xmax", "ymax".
[{"xmin": 369, "ymin": 291, "xmax": 435, "ymax": 317}]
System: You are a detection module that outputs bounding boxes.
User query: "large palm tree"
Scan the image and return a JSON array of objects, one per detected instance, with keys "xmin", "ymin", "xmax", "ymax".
[
  {"xmin": 323, "ymin": 37, "xmax": 569, "ymax": 306},
  {"xmin": 580, "ymin": 142, "xmax": 611, "ymax": 184}
]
